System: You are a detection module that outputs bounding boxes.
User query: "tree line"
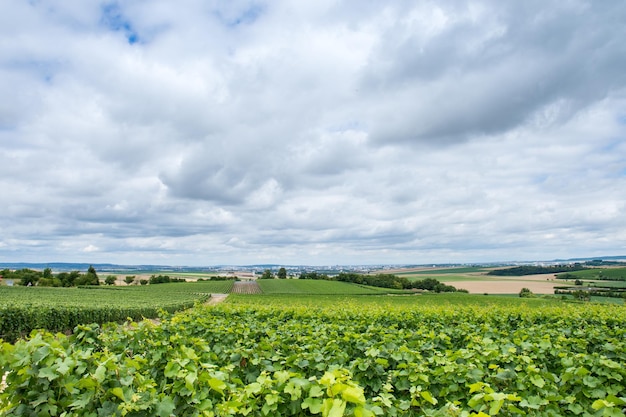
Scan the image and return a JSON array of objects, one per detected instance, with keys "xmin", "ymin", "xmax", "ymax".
[
  {"xmin": 297, "ymin": 271, "xmax": 461, "ymax": 292},
  {"xmin": 0, "ymin": 266, "xmax": 100, "ymax": 287},
  {"xmin": 487, "ymin": 264, "xmax": 588, "ymax": 276}
]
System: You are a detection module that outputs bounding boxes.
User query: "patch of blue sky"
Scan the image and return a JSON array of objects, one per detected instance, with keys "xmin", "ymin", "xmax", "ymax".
[
  {"xmin": 6, "ymin": 59, "xmax": 59, "ymax": 84},
  {"xmin": 618, "ymin": 115, "xmax": 626, "ymax": 125},
  {"xmin": 100, "ymin": 3, "xmax": 139, "ymax": 44},
  {"xmin": 215, "ymin": 4, "xmax": 264, "ymax": 28}
]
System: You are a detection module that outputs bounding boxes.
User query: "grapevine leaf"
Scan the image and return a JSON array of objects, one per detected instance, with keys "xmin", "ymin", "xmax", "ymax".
[
  {"xmin": 324, "ymin": 398, "xmax": 346, "ymax": 417},
  {"xmin": 208, "ymin": 377, "xmax": 227, "ymax": 394},
  {"xmin": 342, "ymin": 386, "xmax": 366, "ymax": 405},
  {"xmin": 38, "ymin": 366, "xmax": 58, "ymax": 381},
  {"xmin": 354, "ymin": 406, "xmax": 375, "ymax": 417},
  {"xmin": 302, "ymin": 397, "xmax": 323, "ymax": 414},
  {"xmin": 420, "ymin": 391, "xmax": 438, "ymax": 405},
  {"xmin": 310, "ymin": 385, "xmax": 324, "ymax": 398},
  {"xmin": 110, "ymin": 387, "xmax": 125, "ymax": 401},
  {"xmin": 155, "ymin": 396, "xmax": 176, "ymax": 417},
  {"xmin": 529, "ymin": 375, "xmax": 545, "ymax": 388}
]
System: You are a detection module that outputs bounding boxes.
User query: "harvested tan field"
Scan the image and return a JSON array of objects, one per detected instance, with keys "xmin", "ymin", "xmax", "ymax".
[{"xmin": 450, "ymin": 274, "xmax": 562, "ymax": 294}]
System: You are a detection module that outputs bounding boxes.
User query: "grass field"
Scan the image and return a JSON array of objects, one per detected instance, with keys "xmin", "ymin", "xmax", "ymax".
[
  {"xmin": 226, "ymin": 291, "xmax": 566, "ymax": 309},
  {"xmin": 257, "ymin": 279, "xmax": 404, "ymax": 294},
  {"xmin": 0, "ymin": 280, "xmax": 234, "ymax": 308},
  {"xmin": 556, "ymin": 266, "xmax": 626, "ymax": 280},
  {"xmin": 395, "ymin": 267, "xmax": 489, "ymax": 275}
]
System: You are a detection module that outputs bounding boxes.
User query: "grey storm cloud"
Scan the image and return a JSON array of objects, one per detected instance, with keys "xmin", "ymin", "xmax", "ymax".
[{"xmin": 0, "ymin": 0, "xmax": 625, "ymax": 265}]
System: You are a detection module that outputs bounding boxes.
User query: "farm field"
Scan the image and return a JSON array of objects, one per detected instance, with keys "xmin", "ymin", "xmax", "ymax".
[
  {"xmin": 257, "ymin": 279, "xmax": 405, "ymax": 295},
  {"xmin": 2, "ymin": 293, "xmax": 625, "ymax": 416},
  {"xmin": 395, "ymin": 267, "xmax": 490, "ymax": 275},
  {"xmin": 383, "ymin": 265, "xmax": 606, "ymax": 295},
  {"xmin": 556, "ymin": 267, "xmax": 626, "ymax": 281},
  {"xmin": 0, "ymin": 281, "xmax": 234, "ymax": 342}
]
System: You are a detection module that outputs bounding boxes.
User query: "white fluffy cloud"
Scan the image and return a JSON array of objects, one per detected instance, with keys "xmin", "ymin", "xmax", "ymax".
[{"xmin": 1, "ymin": 0, "xmax": 625, "ymax": 265}]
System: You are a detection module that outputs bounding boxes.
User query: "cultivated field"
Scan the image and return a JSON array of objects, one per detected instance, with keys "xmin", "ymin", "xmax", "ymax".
[
  {"xmin": 2, "ymin": 291, "xmax": 625, "ymax": 416},
  {"xmin": 2, "ymin": 276, "xmax": 626, "ymax": 416},
  {"xmin": 393, "ymin": 267, "xmax": 571, "ymax": 295},
  {"xmin": 0, "ymin": 281, "xmax": 234, "ymax": 342}
]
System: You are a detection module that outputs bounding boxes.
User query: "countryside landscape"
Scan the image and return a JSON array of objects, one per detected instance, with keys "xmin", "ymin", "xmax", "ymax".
[
  {"xmin": 2, "ymin": 1, "xmax": 626, "ymax": 416},
  {"xmin": 1, "ymin": 259, "xmax": 626, "ymax": 416}
]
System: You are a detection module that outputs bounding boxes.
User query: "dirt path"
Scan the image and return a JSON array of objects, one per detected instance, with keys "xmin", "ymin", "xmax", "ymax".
[{"xmin": 206, "ymin": 293, "xmax": 229, "ymax": 305}]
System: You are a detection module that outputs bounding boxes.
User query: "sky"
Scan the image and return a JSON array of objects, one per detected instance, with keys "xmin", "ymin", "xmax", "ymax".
[{"xmin": 1, "ymin": 0, "xmax": 625, "ymax": 266}]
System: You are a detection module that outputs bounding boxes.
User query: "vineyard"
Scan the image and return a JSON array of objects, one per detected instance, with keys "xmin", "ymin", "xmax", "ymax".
[
  {"xmin": 0, "ymin": 281, "xmax": 234, "ymax": 342},
  {"xmin": 257, "ymin": 279, "xmax": 404, "ymax": 295},
  {"xmin": 231, "ymin": 282, "xmax": 263, "ymax": 294},
  {"xmin": 2, "ymin": 293, "xmax": 626, "ymax": 416}
]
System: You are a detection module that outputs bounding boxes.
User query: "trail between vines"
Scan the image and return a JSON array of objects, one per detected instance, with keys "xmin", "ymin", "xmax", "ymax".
[{"xmin": 207, "ymin": 293, "xmax": 229, "ymax": 305}]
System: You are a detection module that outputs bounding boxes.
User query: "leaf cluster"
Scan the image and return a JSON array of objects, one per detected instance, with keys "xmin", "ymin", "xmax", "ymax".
[{"xmin": 2, "ymin": 301, "xmax": 626, "ymax": 416}]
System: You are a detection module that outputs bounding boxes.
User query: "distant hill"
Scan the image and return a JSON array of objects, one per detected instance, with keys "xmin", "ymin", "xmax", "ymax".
[{"xmin": 2, "ymin": 256, "xmax": 624, "ymax": 273}]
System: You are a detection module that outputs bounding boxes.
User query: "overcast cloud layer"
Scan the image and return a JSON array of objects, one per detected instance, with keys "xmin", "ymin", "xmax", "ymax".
[{"xmin": 1, "ymin": 0, "xmax": 625, "ymax": 265}]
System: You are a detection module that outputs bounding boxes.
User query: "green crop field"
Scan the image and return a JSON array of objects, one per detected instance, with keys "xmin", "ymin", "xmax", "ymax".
[
  {"xmin": 2, "ymin": 280, "xmax": 626, "ymax": 416},
  {"xmin": 557, "ymin": 267, "xmax": 626, "ymax": 281},
  {"xmin": 395, "ymin": 267, "xmax": 489, "ymax": 275},
  {"xmin": 2, "ymin": 293, "xmax": 625, "ymax": 416},
  {"xmin": 409, "ymin": 275, "xmax": 494, "ymax": 283},
  {"xmin": 226, "ymin": 292, "xmax": 564, "ymax": 309},
  {"xmin": 257, "ymin": 279, "xmax": 404, "ymax": 295},
  {"xmin": 0, "ymin": 281, "xmax": 234, "ymax": 342}
]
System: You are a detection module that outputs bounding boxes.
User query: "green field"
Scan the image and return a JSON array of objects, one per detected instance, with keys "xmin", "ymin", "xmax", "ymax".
[
  {"xmin": 2, "ymin": 292, "xmax": 625, "ymax": 416},
  {"xmin": 556, "ymin": 267, "xmax": 626, "ymax": 280},
  {"xmin": 2, "ymin": 280, "xmax": 626, "ymax": 416},
  {"xmin": 395, "ymin": 267, "xmax": 488, "ymax": 275},
  {"xmin": 0, "ymin": 281, "xmax": 233, "ymax": 307},
  {"xmin": 227, "ymin": 292, "xmax": 564, "ymax": 309},
  {"xmin": 0, "ymin": 281, "xmax": 234, "ymax": 342},
  {"xmin": 257, "ymin": 279, "xmax": 405, "ymax": 295}
]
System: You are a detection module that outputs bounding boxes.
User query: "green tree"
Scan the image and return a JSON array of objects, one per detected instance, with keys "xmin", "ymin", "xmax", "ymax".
[
  {"xmin": 125, "ymin": 276, "xmax": 136, "ymax": 285},
  {"xmin": 260, "ymin": 269, "xmax": 273, "ymax": 279},
  {"xmin": 105, "ymin": 275, "xmax": 117, "ymax": 285},
  {"xmin": 17, "ymin": 269, "xmax": 41, "ymax": 286},
  {"xmin": 43, "ymin": 268, "xmax": 52, "ymax": 280},
  {"xmin": 277, "ymin": 267, "xmax": 287, "ymax": 279},
  {"xmin": 77, "ymin": 266, "xmax": 99, "ymax": 286},
  {"xmin": 519, "ymin": 288, "xmax": 533, "ymax": 298}
]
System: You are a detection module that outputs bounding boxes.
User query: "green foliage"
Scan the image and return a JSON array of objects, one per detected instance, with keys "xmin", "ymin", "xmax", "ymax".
[
  {"xmin": 411, "ymin": 277, "xmax": 458, "ymax": 292},
  {"xmin": 518, "ymin": 288, "xmax": 533, "ymax": 298},
  {"xmin": 0, "ymin": 268, "xmax": 44, "ymax": 286},
  {"xmin": 124, "ymin": 276, "xmax": 136, "ymax": 285},
  {"xmin": 257, "ymin": 279, "xmax": 402, "ymax": 295},
  {"xmin": 0, "ymin": 281, "xmax": 236, "ymax": 342},
  {"xmin": 299, "ymin": 271, "xmax": 330, "ymax": 280},
  {"xmin": 149, "ymin": 274, "xmax": 186, "ymax": 284},
  {"xmin": 298, "ymin": 272, "xmax": 459, "ymax": 292},
  {"xmin": 1, "ymin": 299, "xmax": 625, "ymax": 416},
  {"xmin": 259, "ymin": 269, "xmax": 274, "ymax": 279},
  {"xmin": 489, "ymin": 263, "xmax": 588, "ymax": 276},
  {"xmin": 104, "ymin": 275, "xmax": 117, "ymax": 285},
  {"xmin": 556, "ymin": 267, "xmax": 626, "ymax": 281},
  {"xmin": 277, "ymin": 267, "xmax": 287, "ymax": 279}
]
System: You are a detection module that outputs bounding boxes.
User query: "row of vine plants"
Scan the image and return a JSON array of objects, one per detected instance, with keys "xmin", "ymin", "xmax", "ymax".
[{"xmin": 1, "ymin": 298, "xmax": 625, "ymax": 416}]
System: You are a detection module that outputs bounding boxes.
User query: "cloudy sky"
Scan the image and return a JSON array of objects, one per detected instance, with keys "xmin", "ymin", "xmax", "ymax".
[{"xmin": 1, "ymin": 1, "xmax": 625, "ymax": 266}]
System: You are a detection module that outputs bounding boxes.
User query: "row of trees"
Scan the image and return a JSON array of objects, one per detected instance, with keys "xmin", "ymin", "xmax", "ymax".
[
  {"xmin": 1, "ymin": 266, "xmax": 100, "ymax": 287},
  {"xmin": 258, "ymin": 268, "xmax": 288, "ymax": 280},
  {"xmin": 297, "ymin": 271, "xmax": 460, "ymax": 292},
  {"xmin": 488, "ymin": 264, "xmax": 588, "ymax": 276}
]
